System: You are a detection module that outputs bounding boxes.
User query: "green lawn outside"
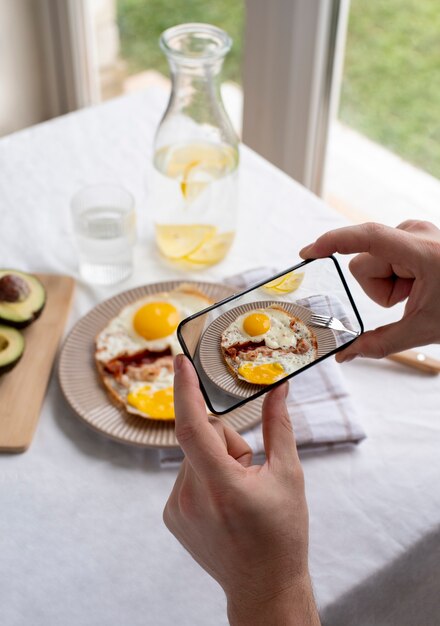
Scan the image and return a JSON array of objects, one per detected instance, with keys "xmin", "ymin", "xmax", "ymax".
[
  {"xmin": 340, "ymin": 0, "xmax": 440, "ymax": 179},
  {"xmin": 117, "ymin": 0, "xmax": 440, "ymax": 179},
  {"xmin": 117, "ymin": 0, "xmax": 244, "ymax": 83}
]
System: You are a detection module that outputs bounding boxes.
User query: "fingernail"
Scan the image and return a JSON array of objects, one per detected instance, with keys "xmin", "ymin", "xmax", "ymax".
[
  {"xmin": 283, "ymin": 381, "xmax": 290, "ymax": 397},
  {"xmin": 174, "ymin": 354, "xmax": 185, "ymax": 372}
]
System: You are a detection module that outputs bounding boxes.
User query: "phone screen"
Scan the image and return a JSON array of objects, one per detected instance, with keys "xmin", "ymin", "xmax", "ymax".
[{"xmin": 178, "ymin": 256, "xmax": 363, "ymax": 414}]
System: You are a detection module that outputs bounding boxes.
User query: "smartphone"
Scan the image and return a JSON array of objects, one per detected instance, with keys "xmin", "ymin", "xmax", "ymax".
[{"xmin": 177, "ymin": 256, "xmax": 363, "ymax": 415}]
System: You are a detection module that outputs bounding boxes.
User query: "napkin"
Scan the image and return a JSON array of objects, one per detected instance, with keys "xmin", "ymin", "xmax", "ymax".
[{"xmin": 159, "ymin": 268, "xmax": 366, "ymax": 466}]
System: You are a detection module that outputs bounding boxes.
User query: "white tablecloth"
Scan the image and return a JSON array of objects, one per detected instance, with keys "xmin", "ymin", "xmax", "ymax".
[{"xmin": 1, "ymin": 87, "xmax": 439, "ymax": 626}]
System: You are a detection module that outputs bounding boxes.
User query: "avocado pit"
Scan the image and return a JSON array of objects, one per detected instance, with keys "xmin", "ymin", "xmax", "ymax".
[
  {"xmin": 0, "ymin": 274, "xmax": 31, "ymax": 303},
  {"xmin": 0, "ymin": 270, "xmax": 46, "ymax": 328}
]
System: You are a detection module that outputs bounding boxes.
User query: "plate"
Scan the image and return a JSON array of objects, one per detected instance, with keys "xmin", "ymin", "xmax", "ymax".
[
  {"xmin": 58, "ymin": 280, "xmax": 264, "ymax": 448},
  {"xmin": 199, "ymin": 300, "xmax": 337, "ymax": 399}
]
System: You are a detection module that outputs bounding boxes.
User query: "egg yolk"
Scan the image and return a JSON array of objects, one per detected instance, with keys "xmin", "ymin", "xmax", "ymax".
[
  {"xmin": 238, "ymin": 362, "xmax": 285, "ymax": 385},
  {"xmin": 127, "ymin": 385, "xmax": 175, "ymax": 420},
  {"xmin": 243, "ymin": 313, "xmax": 271, "ymax": 337},
  {"xmin": 133, "ymin": 301, "xmax": 179, "ymax": 340}
]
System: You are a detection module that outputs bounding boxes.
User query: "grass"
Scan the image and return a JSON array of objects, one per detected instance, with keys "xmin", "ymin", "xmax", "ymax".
[
  {"xmin": 340, "ymin": 0, "xmax": 440, "ymax": 178},
  {"xmin": 117, "ymin": 0, "xmax": 244, "ymax": 83},
  {"xmin": 117, "ymin": 0, "xmax": 440, "ymax": 178}
]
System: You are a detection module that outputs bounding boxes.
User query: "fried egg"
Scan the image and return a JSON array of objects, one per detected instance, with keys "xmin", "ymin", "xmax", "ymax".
[
  {"xmin": 96, "ymin": 288, "xmax": 210, "ymax": 363},
  {"xmin": 95, "ymin": 286, "xmax": 212, "ymax": 420},
  {"xmin": 223, "ymin": 308, "xmax": 301, "ymax": 350},
  {"xmin": 126, "ymin": 372, "xmax": 175, "ymax": 420},
  {"xmin": 221, "ymin": 305, "xmax": 318, "ymax": 385}
]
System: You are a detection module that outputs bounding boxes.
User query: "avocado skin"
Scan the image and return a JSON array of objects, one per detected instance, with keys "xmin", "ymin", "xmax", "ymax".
[
  {"xmin": 0, "ymin": 270, "xmax": 46, "ymax": 329},
  {"xmin": 0, "ymin": 325, "xmax": 25, "ymax": 375},
  {"xmin": 0, "ymin": 304, "xmax": 45, "ymax": 329},
  {"xmin": 0, "ymin": 354, "xmax": 23, "ymax": 375}
]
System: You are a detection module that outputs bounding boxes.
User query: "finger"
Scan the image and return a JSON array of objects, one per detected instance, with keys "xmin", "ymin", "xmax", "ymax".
[
  {"xmin": 398, "ymin": 219, "xmax": 440, "ymax": 242},
  {"xmin": 299, "ymin": 222, "xmax": 423, "ymax": 268},
  {"xmin": 349, "ymin": 253, "xmax": 394, "ymax": 305},
  {"xmin": 349, "ymin": 253, "xmax": 414, "ymax": 306},
  {"xmin": 261, "ymin": 382, "xmax": 299, "ymax": 468},
  {"xmin": 211, "ymin": 420, "xmax": 253, "ymax": 467},
  {"xmin": 336, "ymin": 316, "xmax": 422, "ymax": 360},
  {"xmin": 173, "ymin": 355, "xmax": 231, "ymax": 477}
]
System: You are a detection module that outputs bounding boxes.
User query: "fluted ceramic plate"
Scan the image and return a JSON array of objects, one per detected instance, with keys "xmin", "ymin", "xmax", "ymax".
[
  {"xmin": 199, "ymin": 300, "xmax": 337, "ymax": 399},
  {"xmin": 58, "ymin": 280, "xmax": 264, "ymax": 448}
]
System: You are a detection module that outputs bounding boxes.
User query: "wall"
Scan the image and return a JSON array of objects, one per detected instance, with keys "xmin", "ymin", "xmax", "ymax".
[{"xmin": 0, "ymin": 0, "xmax": 49, "ymax": 136}]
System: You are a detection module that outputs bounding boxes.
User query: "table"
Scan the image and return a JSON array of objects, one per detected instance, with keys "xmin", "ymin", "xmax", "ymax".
[{"xmin": 1, "ymin": 87, "xmax": 440, "ymax": 626}]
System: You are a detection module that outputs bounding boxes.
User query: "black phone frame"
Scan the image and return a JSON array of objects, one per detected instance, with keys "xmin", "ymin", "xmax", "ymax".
[{"xmin": 177, "ymin": 256, "xmax": 364, "ymax": 415}]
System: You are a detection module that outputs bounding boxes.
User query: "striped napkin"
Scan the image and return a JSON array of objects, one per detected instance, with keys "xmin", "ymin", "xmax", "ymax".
[{"xmin": 159, "ymin": 268, "xmax": 366, "ymax": 466}]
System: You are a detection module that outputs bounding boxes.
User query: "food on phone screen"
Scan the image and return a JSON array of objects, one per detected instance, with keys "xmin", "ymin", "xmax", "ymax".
[
  {"xmin": 221, "ymin": 305, "xmax": 317, "ymax": 385},
  {"xmin": 260, "ymin": 270, "xmax": 304, "ymax": 295}
]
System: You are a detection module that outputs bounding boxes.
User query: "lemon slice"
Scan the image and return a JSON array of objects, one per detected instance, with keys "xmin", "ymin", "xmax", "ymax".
[
  {"xmin": 260, "ymin": 271, "xmax": 305, "ymax": 295},
  {"xmin": 155, "ymin": 224, "xmax": 216, "ymax": 259},
  {"xmin": 180, "ymin": 159, "xmax": 200, "ymax": 197},
  {"xmin": 183, "ymin": 231, "xmax": 234, "ymax": 265},
  {"xmin": 180, "ymin": 160, "xmax": 210, "ymax": 202}
]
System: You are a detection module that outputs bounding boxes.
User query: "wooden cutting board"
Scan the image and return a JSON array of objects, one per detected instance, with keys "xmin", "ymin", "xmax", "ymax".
[{"xmin": 0, "ymin": 274, "xmax": 75, "ymax": 453}]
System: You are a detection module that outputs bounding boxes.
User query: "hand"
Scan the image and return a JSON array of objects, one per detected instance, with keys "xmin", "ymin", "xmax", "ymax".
[
  {"xmin": 300, "ymin": 220, "xmax": 440, "ymax": 361},
  {"xmin": 164, "ymin": 355, "xmax": 320, "ymax": 626}
]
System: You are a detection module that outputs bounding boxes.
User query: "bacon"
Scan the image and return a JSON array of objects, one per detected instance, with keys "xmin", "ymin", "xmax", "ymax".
[
  {"xmin": 105, "ymin": 360, "xmax": 124, "ymax": 377},
  {"xmin": 125, "ymin": 356, "xmax": 173, "ymax": 382},
  {"xmin": 225, "ymin": 338, "xmax": 311, "ymax": 362},
  {"xmin": 240, "ymin": 346, "xmax": 275, "ymax": 361},
  {"xmin": 104, "ymin": 348, "xmax": 172, "ymax": 378},
  {"xmin": 225, "ymin": 341, "xmax": 265, "ymax": 359},
  {"xmin": 294, "ymin": 338, "xmax": 310, "ymax": 355}
]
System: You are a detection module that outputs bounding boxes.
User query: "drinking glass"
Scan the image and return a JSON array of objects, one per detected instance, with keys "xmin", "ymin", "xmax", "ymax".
[{"xmin": 71, "ymin": 184, "xmax": 136, "ymax": 285}]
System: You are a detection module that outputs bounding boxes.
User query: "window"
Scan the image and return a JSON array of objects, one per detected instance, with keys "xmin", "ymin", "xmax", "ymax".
[
  {"xmin": 324, "ymin": 0, "xmax": 440, "ymax": 226},
  {"xmin": 91, "ymin": 0, "xmax": 245, "ymax": 134}
]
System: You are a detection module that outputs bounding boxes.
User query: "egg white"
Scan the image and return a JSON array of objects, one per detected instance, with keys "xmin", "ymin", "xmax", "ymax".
[
  {"xmin": 222, "ymin": 308, "xmax": 301, "ymax": 350},
  {"xmin": 222, "ymin": 306, "xmax": 317, "ymax": 384},
  {"xmin": 128, "ymin": 371, "xmax": 174, "ymax": 395},
  {"xmin": 96, "ymin": 291, "xmax": 208, "ymax": 362}
]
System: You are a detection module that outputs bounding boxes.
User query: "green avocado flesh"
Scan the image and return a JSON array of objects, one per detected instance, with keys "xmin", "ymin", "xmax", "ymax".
[
  {"xmin": 0, "ymin": 270, "xmax": 46, "ymax": 328},
  {"xmin": 0, "ymin": 324, "xmax": 25, "ymax": 375}
]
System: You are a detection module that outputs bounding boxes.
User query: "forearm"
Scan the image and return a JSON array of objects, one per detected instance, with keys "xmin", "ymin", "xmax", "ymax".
[{"xmin": 227, "ymin": 576, "xmax": 321, "ymax": 626}]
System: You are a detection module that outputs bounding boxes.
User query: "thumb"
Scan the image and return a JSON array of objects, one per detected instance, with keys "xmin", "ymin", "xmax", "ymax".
[
  {"xmin": 262, "ymin": 382, "xmax": 299, "ymax": 468},
  {"xmin": 173, "ymin": 354, "xmax": 229, "ymax": 477},
  {"xmin": 336, "ymin": 317, "xmax": 418, "ymax": 361}
]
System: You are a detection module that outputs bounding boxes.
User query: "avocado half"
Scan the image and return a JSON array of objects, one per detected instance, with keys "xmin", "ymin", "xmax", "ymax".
[
  {"xmin": 0, "ymin": 270, "xmax": 46, "ymax": 328},
  {"xmin": 0, "ymin": 324, "xmax": 25, "ymax": 375}
]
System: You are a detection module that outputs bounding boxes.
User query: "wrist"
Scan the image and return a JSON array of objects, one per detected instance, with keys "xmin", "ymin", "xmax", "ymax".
[{"xmin": 227, "ymin": 574, "xmax": 320, "ymax": 626}]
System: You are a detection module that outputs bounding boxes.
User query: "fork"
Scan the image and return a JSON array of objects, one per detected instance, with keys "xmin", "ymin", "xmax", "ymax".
[
  {"xmin": 309, "ymin": 313, "xmax": 359, "ymax": 337},
  {"xmin": 309, "ymin": 314, "xmax": 440, "ymax": 373}
]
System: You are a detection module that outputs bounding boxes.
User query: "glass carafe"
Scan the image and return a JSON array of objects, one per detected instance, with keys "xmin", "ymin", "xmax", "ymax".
[{"xmin": 151, "ymin": 23, "xmax": 239, "ymax": 269}]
